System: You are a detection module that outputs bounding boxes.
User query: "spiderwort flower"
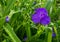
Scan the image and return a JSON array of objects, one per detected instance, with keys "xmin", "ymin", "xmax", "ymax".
[
  {"xmin": 52, "ymin": 28, "xmax": 56, "ymax": 37},
  {"xmin": 52, "ymin": 32, "xmax": 56, "ymax": 37},
  {"xmin": 23, "ymin": 36, "xmax": 27, "ymax": 41},
  {"xmin": 32, "ymin": 8, "xmax": 50, "ymax": 25},
  {"xmin": 5, "ymin": 16, "xmax": 9, "ymax": 22}
]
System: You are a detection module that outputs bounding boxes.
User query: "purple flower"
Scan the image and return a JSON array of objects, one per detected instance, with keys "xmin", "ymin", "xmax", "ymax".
[
  {"xmin": 23, "ymin": 36, "xmax": 27, "ymax": 41},
  {"xmin": 52, "ymin": 32, "xmax": 56, "ymax": 37},
  {"xmin": 32, "ymin": 8, "xmax": 50, "ymax": 25},
  {"xmin": 52, "ymin": 28, "xmax": 56, "ymax": 37},
  {"xmin": 5, "ymin": 16, "xmax": 9, "ymax": 22}
]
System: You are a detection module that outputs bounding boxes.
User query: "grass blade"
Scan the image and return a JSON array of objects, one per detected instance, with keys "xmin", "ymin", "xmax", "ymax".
[
  {"xmin": 3, "ymin": 0, "xmax": 16, "ymax": 16},
  {"xmin": 47, "ymin": 28, "xmax": 52, "ymax": 42},
  {"xmin": 3, "ymin": 23, "xmax": 21, "ymax": 42}
]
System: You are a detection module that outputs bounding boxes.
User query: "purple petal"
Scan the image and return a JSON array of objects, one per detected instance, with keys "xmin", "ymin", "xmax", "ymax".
[
  {"xmin": 39, "ymin": 14, "xmax": 46, "ymax": 19},
  {"xmin": 32, "ymin": 14, "xmax": 40, "ymax": 23},
  {"xmin": 52, "ymin": 33, "xmax": 56, "ymax": 37},
  {"xmin": 40, "ymin": 15, "xmax": 50, "ymax": 25},
  {"xmin": 6, "ymin": 16, "xmax": 9, "ymax": 22},
  {"xmin": 23, "ymin": 36, "xmax": 27, "ymax": 41},
  {"xmin": 35, "ymin": 8, "xmax": 48, "ymax": 15}
]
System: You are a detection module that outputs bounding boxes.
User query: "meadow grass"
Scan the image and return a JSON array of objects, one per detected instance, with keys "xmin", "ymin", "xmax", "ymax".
[{"xmin": 0, "ymin": 0, "xmax": 60, "ymax": 42}]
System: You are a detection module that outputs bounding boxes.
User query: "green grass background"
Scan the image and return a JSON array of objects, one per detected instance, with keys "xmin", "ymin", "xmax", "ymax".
[{"xmin": 0, "ymin": 0, "xmax": 60, "ymax": 42}]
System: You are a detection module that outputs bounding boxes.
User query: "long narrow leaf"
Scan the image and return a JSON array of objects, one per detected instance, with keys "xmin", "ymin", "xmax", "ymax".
[
  {"xmin": 3, "ymin": 23, "xmax": 21, "ymax": 42},
  {"xmin": 3, "ymin": 0, "xmax": 16, "ymax": 16}
]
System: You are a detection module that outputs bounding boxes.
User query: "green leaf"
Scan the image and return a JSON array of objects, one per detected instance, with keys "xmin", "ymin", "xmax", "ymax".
[
  {"xmin": 45, "ymin": 0, "xmax": 54, "ymax": 10},
  {"xmin": 25, "ymin": 23, "xmax": 31, "ymax": 40},
  {"xmin": 3, "ymin": 23, "xmax": 21, "ymax": 42},
  {"xmin": 0, "ymin": 17, "xmax": 5, "ymax": 27},
  {"xmin": 54, "ymin": 26, "xmax": 59, "ymax": 42},
  {"xmin": 28, "ymin": 25, "xmax": 45, "ymax": 42},
  {"xmin": 47, "ymin": 28, "xmax": 52, "ymax": 42},
  {"xmin": 3, "ymin": 0, "xmax": 16, "ymax": 16}
]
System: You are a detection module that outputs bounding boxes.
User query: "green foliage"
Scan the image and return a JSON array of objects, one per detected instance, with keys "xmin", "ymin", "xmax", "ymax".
[{"xmin": 0, "ymin": 0, "xmax": 60, "ymax": 42}]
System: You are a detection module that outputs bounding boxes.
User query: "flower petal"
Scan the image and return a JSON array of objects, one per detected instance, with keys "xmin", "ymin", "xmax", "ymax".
[
  {"xmin": 52, "ymin": 33, "xmax": 56, "ymax": 37},
  {"xmin": 40, "ymin": 15, "xmax": 50, "ymax": 25},
  {"xmin": 6, "ymin": 16, "xmax": 9, "ymax": 22},
  {"xmin": 32, "ymin": 14, "xmax": 40, "ymax": 23},
  {"xmin": 35, "ymin": 8, "xmax": 48, "ymax": 15}
]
